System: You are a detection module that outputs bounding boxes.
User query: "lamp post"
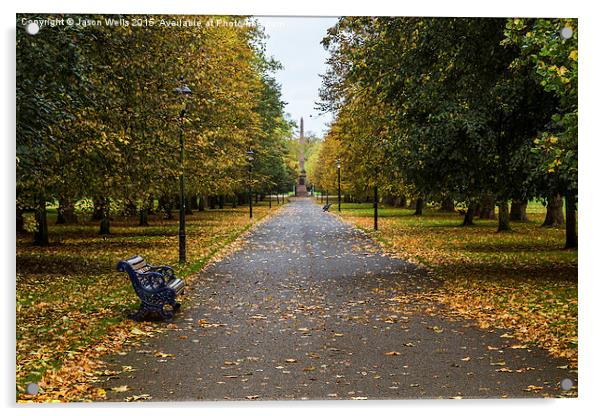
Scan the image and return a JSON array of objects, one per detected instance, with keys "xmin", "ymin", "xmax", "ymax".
[
  {"xmin": 247, "ymin": 149, "xmax": 254, "ymax": 219},
  {"xmin": 336, "ymin": 157, "xmax": 341, "ymax": 212},
  {"xmin": 174, "ymin": 76, "xmax": 192, "ymax": 264},
  {"xmin": 374, "ymin": 165, "xmax": 380, "ymax": 231}
]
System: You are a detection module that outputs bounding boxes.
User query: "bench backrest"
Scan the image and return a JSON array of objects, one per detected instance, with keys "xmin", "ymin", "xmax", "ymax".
[{"xmin": 117, "ymin": 255, "xmax": 158, "ymax": 292}]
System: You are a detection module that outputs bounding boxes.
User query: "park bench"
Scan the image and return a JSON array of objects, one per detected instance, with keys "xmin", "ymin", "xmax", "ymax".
[
  {"xmin": 322, "ymin": 203, "xmax": 332, "ymax": 212},
  {"xmin": 116, "ymin": 255, "xmax": 185, "ymax": 321}
]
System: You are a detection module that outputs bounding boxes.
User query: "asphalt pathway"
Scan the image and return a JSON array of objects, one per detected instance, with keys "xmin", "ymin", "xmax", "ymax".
[{"xmin": 100, "ymin": 198, "xmax": 576, "ymax": 401}]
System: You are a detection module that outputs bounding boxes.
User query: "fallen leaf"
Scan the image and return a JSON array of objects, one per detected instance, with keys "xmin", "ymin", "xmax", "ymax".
[
  {"xmin": 385, "ymin": 351, "xmax": 401, "ymax": 356},
  {"xmin": 125, "ymin": 394, "xmax": 151, "ymax": 402},
  {"xmin": 154, "ymin": 352, "xmax": 175, "ymax": 358}
]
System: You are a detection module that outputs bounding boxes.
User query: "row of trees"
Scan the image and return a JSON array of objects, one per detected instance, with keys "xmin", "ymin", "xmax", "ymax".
[
  {"xmin": 310, "ymin": 17, "xmax": 577, "ymax": 247},
  {"xmin": 17, "ymin": 15, "xmax": 297, "ymax": 244}
]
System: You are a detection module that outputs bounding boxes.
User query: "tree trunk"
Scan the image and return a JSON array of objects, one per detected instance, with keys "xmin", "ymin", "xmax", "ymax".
[
  {"xmin": 479, "ymin": 195, "xmax": 496, "ymax": 219},
  {"xmin": 255, "ymin": 193, "xmax": 259, "ymax": 204},
  {"xmin": 199, "ymin": 195, "xmax": 206, "ymax": 211},
  {"xmin": 123, "ymin": 198, "xmax": 137, "ymax": 217},
  {"xmin": 510, "ymin": 199, "xmax": 529, "ymax": 221},
  {"xmin": 190, "ymin": 195, "xmax": 199, "ymax": 210},
  {"xmin": 33, "ymin": 196, "xmax": 49, "ymax": 245},
  {"xmin": 218, "ymin": 195, "xmax": 224, "ymax": 209},
  {"xmin": 414, "ymin": 198, "xmax": 424, "ymax": 216},
  {"xmin": 98, "ymin": 198, "xmax": 110, "ymax": 235},
  {"xmin": 92, "ymin": 198, "xmax": 104, "ymax": 220},
  {"xmin": 565, "ymin": 191, "xmax": 577, "ymax": 248},
  {"xmin": 158, "ymin": 194, "xmax": 173, "ymax": 219},
  {"xmin": 99, "ymin": 216, "xmax": 110, "ymax": 235},
  {"xmin": 497, "ymin": 200, "xmax": 511, "ymax": 232},
  {"xmin": 231, "ymin": 195, "xmax": 237, "ymax": 208},
  {"xmin": 396, "ymin": 196, "xmax": 407, "ymax": 208},
  {"xmin": 209, "ymin": 196, "xmax": 216, "ymax": 210},
  {"xmin": 462, "ymin": 205, "xmax": 475, "ymax": 226},
  {"xmin": 440, "ymin": 196, "xmax": 455, "ymax": 212},
  {"xmin": 543, "ymin": 194, "xmax": 564, "ymax": 226},
  {"xmin": 56, "ymin": 197, "xmax": 78, "ymax": 224},
  {"xmin": 16, "ymin": 206, "xmax": 24, "ymax": 233},
  {"xmin": 147, "ymin": 195, "xmax": 155, "ymax": 214},
  {"xmin": 185, "ymin": 197, "xmax": 193, "ymax": 215},
  {"xmin": 383, "ymin": 195, "xmax": 395, "ymax": 206},
  {"xmin": 139, "ymin": 204, "xmax": 149, "ymax": 226}
]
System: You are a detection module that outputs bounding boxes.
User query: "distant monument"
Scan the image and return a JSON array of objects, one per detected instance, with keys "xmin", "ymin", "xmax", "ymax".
[{"xmin": 295, "ymin": 117, "xmax": 308, "ymax": 197}]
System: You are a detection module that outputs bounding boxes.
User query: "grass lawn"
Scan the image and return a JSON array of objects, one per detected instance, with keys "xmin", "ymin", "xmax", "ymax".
[
  {"xmin": 331, "ymin": 200, "xmax": 577, "ymax": 368},
  {"xmin": 16, "ymin": 201, "xmax": 284, "ymax": 401}
]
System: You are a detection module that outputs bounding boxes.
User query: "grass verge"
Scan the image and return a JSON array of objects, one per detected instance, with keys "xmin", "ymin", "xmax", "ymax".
[
  {"xmin": 332, "ymin": 201, "xmax": 577, "ymax": 368},
  {"xmin": 16, "ymin": 201, "xmax": 285, "ymax": 402}
]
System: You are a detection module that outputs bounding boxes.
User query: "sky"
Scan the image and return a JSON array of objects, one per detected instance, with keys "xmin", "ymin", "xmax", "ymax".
[{"xmin": 255, "ymin": 16, "xmax": 339, "ymax": 139}]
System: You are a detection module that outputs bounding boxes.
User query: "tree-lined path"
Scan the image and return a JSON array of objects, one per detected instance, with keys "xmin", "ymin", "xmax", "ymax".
[{"xmin": 100, "ymin": 198, "xmax": 573, "ymax": 400}]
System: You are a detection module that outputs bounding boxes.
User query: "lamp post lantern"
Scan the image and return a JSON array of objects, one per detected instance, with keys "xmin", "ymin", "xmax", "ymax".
[
  {"xmin": 336, "ymin": 157, "xmax": 341, "ymax": 212},
  {"xmin": 174, "ymin": 76, "xmax": 192, "ymax": 264},
  {"xmin": 247, "ymin": 149, "xmax": 254, "ymax": 219}
]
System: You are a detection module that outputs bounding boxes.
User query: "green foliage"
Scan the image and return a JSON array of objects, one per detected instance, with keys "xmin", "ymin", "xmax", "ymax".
[
  {"xmin": 318, "ymin": 17, "xmax": 577, "ymax": 236},
  {"xmin": 504, "ymin": 18, "xmax": 578, "ymax": 195}
]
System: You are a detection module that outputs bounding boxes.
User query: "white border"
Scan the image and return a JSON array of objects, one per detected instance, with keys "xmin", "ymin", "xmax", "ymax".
[{"xmin": 3, "ymin": 1, "xmax": 600, "ymax": 415}]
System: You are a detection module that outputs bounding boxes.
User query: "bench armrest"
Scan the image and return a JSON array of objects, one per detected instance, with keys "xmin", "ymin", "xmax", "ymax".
[{"xmin": 137, "ymin": 271, "xmax": 167, "ymax": 290}]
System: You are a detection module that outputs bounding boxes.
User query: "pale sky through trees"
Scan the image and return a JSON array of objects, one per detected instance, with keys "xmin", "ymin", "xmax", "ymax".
[{"xmin": 256, "ymin": 16, "xmax": 338, "ymax": 139}]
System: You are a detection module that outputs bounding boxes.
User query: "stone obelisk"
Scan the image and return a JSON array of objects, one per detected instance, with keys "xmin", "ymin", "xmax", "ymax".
[{"xmin": 295, "ymin": 117, "xmax": 308, "ymax": 197}]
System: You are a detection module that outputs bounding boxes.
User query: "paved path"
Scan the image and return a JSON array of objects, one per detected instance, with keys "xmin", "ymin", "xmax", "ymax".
[{"xmin": 100, "ymin": 198, "xmax": 575, "ymax": 401}]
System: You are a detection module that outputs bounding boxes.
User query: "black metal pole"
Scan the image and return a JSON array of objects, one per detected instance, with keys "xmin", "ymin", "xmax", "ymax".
[
  {"xmin": 248, "ymin": 166, "xmax": 253, "ymax": 219},
  {"xmin": 374, "ymin": 185, "xmax": 378, "ymax": 231},
  {"xmin": 178, "ymin": 113, "xmax": 186, "ymax": 263},
  {"xmin": 326, "ymin": 191, "xmax": 329, "ymax": 205},
  {"xmin": 337, "ymin": 166, "xmax": 341, "ymax": 212}
]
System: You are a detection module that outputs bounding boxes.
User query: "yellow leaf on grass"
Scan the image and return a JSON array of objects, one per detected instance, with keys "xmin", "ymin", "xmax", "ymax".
[{"xmin": 385, "ymin": 351, "xmax": 401, "ymax": 356}]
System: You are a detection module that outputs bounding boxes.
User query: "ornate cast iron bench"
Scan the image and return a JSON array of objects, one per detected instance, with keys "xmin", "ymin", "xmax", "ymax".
[{"xmin": 117, "ymin": 255, "xmax": 185, "ymax": 320}]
